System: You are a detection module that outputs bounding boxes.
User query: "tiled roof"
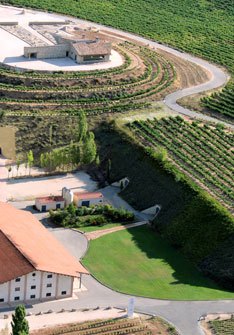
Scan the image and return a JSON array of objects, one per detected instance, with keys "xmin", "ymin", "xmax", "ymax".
[
  {"xmin": 73, "ymin": 192, "xmax": 103, "ymax": 200},
  {"xmin": 0, "ymin": 231, "xmax": 34, "ymax": 284},
  {"xmin": 0, "ymin": 202, "xmax": 88, "ymax": 284},
  {"xmin": 72, "ymin": 41, "xmax": 111, "ymax": 56},
  {"xmin": 36, "ymin": 196, "xmax": 64, "ymax": 204}
]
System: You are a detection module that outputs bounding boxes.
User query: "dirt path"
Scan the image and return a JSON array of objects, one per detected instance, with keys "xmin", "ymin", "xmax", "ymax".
[{"xmin": 85, "ymin": 221, "xmax": 148, "ymax": 240}]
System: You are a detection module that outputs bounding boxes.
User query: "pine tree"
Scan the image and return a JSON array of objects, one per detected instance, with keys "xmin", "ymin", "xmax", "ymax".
[{"xmin": 11, "ymin": 305, "xmax": 29, "ymax": 335}]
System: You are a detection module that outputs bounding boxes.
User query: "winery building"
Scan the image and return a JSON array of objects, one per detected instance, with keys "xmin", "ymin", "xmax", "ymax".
[
  {"xmin": 24, "ymin": 30, "xmax": 112, "ymax": 64},
  {"xmin": 0, "ymin": 202, "xmax": 88, "ymax": 305}
]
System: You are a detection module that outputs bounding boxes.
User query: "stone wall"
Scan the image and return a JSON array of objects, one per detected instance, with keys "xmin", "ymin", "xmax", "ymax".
[{"xmin": 24, "ymin": 44, "xmax": 69, "ymax": 59}]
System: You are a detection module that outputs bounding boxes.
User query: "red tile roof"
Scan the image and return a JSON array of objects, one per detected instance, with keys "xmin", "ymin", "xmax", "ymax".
[
  {"xmin": 0, "ymin": 202, "xmax": 88, "ymax": 284},
  {"xmin": 73, "ymin": 192, "xmax": 103, "ymax": 200},
  {"xmin": 0, "ymin": 231, "xmax": 34, "ymax": 284},
  {"xmin": 36, "ymin": 196, "xmax": 64, "ymax": 204}
]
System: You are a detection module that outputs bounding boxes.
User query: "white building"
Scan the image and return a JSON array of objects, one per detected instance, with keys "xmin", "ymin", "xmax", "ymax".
[
  {"xmin": 62, "ymin": 188, "xmax": 104, "ymax": 208},
  {"xmin": 0, "ymin": 202, "xmax": 88, "ymax": 305},
  {"xmin": 35, "ymin": 195, "xmax": 65, "ymax": 212},
  {"xmin": 73, "ymin": 192, "xmax": 104, "ymax": 207}
]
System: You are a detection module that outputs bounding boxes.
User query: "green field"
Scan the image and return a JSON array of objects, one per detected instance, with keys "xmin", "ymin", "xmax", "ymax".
[{"xmin": 83, "ymin": 226, "xmax": 234, "ymax": 300}]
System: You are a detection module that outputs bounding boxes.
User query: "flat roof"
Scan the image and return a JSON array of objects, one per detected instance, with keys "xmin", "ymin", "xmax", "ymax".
[{"xmin": 0, "ymin": 202, "xmax": 88, "ymax": 284}]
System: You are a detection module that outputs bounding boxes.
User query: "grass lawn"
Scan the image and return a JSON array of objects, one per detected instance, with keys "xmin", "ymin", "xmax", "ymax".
[
  {"xmin": 78, "ymin": 222, "xmax": 127, "ymax": 233},
  {"xmin": 83, "ymin": 226, "xmax": 234, "ymax": 300}
]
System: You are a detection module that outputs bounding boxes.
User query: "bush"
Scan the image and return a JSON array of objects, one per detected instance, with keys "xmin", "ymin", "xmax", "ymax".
[{"xmin": 49, "ymin": 204, "xmax": 134, "ymax": 228}]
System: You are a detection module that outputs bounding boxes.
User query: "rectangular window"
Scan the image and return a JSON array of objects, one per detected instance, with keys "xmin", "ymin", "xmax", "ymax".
[
  {"xmin": 61, "ymin": 291, "xmax": 67, "ymax": 295},
  {"xmin": 47, "ymin": 283, "xmax": 52, "ymax": 288},
  {"xmin": 15, "ymin": 278, "xmax": 21, "ymax": 282},
  {"xmin": 15, "ymin": 287, "xmax": 20, "ymax": 292},
  {"xmin": 31, "ymin": 285, "xmax": 36, "ymax": 290},
  {"xmin": 47, "ymin": 274, "xmax": 53, "ymax": 279},
  {"xmin": 14, "ymin": 297, "xmax": 20, "ymax": 301},
  {"xmin": 30, "ymin": 295, "xmax": 36, "ymax": 299},
  {"xmin": 46, "ymin": 293, "xmax": 51, "ymax": 297},
  {"xmin": 0, "ymin": 298, "xmax": 4, "ymax": 302}
]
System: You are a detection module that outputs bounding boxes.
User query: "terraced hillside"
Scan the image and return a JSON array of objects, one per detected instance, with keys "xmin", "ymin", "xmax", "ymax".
[
  {"xmin": 129, "ymin": 116, "xmax": 234, "ymax": 211},
  {"xmin": 0, "ymin": 43, "xmax": 176, "ymax": 115},
  {"xmin": 5, "ymin": 0, "xmax": 234, "ymax": 120}
]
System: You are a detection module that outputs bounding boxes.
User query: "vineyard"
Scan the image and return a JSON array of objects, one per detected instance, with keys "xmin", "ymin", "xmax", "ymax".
[
  {"xmin": 0, "ymin": 42, "xmax": 176, "ymax": 115},
  {"xmin": 208, "ymin": 318, "xmax": 234, "ymax": 335},
  {"xmin": 201, "ymin": 82, "xmax": 234, "ymax": 120},
  {"xmin": 4, "ymin": 0, "xmax": 234, "ymax": 120},
  {"xmin": 31, "ymin": 317, "xmax": 179, "ymax": 335},
  {"xmin": 129, "ymin": 116, "xmax": 234, "ymax": 211}
]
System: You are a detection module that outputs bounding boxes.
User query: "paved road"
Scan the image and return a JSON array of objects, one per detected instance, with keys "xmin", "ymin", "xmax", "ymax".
[{"xmin": 101, "ymin": 186, "xmax": 151, "ymax": 221}]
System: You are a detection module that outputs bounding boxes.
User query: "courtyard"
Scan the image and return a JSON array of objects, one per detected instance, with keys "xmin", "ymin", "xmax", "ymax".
[{"xmin": 0, "ymin": 5, "xmax": 123, "ymax": 71}]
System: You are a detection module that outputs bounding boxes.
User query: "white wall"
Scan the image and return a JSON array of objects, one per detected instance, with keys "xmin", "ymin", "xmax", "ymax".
[
  {"xmin": 77, "ymin": 198, "xmax": 103, "ymax": 207},
  {"xmin": 35, "ymin": 200, "xmax": 65, "ymax": 212},
  {"xmin": 0, "ymin": 282, "xmax": 9, "ymax": 303},
  {"xmin": 0, "ymin": 271, "xmax": 75, "ymax": 305},
  {"xmin": 41, "ymin": 272, "xmax": 57, "ymax": 299},
  {"xmin": 10, "ymin": 276, "xmax": 26, "ymax": 303},
  {"xmin": 25, "ymin": 271, "xmax": 41, "ymax": 301},
  {"xmin": 57, "ymin": 275, "xmax": 73, "ymax": 298}
]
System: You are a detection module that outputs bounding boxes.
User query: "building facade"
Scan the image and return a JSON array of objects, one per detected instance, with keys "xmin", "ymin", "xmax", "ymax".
[
  {"xmin": 24, "ymin": 33, "xmax": 112, "ymax": 64},
  {"xmin": 35, "ymin": 196, "xmax": 65, "ymax": 212},
  {"xmin": 0, "ymin": 202, "xmax": 88, "ymax": 305},
  {"xmin": 0, "ymin": 271, "xmax": 73, "ymax": 304}
]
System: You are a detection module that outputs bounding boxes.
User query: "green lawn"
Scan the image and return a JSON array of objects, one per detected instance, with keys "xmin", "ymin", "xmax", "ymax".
[
  {"xmin": 83, "ymin": 226, "xmax": 234, "ymax": 300},
  {"xmin": 78, "ymin": 222, "xmax": 126, "ymax": 233}
]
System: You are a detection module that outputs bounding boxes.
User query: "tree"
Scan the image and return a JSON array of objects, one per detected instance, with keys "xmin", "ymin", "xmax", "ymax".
[
  {"xmin": 82, "ymin": 132, "xmax": 97, "ymax": 164},
  {"xmin": 27, "ymin": 150, "xmax": 34, "ymax": 175},
  {"xmin": 11, "ymin": 305, "xmax": 29, "ymax": 335},
  {"xmin": 16, "ymin": 158, "xmax": 20, "ymax": 177},
  {"xmin": 77, "ymin": 110, "xmax": 88, "ymax": 142}
]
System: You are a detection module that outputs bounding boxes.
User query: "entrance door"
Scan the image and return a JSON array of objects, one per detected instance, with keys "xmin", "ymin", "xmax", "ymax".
[{"xmin": 41, "ymin": 205, "xmax": 47, "ymax": 212}]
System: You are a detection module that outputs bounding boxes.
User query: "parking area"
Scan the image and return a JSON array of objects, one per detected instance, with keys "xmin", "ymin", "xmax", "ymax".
[{"xmin": 5, "ymin": 172, "xmax": 97, "ymax": 201}]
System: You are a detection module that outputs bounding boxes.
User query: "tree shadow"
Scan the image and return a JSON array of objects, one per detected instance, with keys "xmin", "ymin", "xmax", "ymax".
[{"xmin": 125, "ymin": 225, "xmax": 233, "ymax": 292}]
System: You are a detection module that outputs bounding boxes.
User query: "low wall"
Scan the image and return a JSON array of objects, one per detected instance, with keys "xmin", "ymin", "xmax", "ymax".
[{"xmin": 0, "ymin": 21, "xmax": 18, "ymax": 25}]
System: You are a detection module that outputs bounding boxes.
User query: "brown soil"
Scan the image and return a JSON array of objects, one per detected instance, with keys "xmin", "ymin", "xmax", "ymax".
[
  {"xmin": 31, "ymin": 316, "xmax": 179, "ymax": 335},
  {"xmin": 157, "ymin": 49, "xmax": 211, "ymax": 89}
]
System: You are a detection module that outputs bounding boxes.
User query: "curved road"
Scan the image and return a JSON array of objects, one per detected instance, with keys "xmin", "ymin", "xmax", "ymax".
[
  {"xmin": 1, "ymin": 6, "xmax": 234, "ymax": 335},
  {"xmin": 49, "ymin": 10, "xmax": 234, "ymax": 130},
  {"xmin": 15, "ymin": 229, "xmax": 232, "ymax": 335}
]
